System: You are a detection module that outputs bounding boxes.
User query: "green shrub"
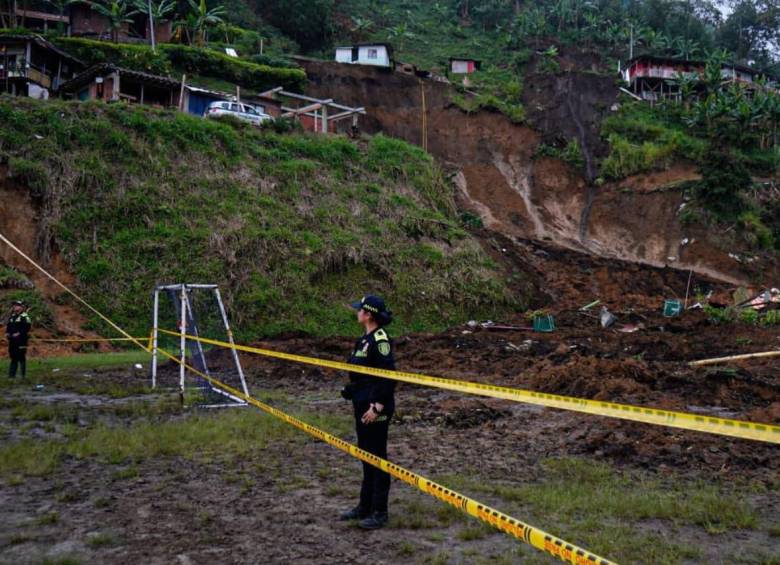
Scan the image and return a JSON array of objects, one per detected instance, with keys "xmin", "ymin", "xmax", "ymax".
[
  {"xmin": 740, "ymin": 307, "xmax": 759, "ymax": 325},
  {"xmin": 760, "ymin": 310, "xmax": 780, "ymax": 326},
  {"xmin": 52, "ymin": 38, "xmax": 306, "ymax": 92},
  {"xmin": 739, "ymin": 211, "xmax": 775, "ymax": 249},
  {"xmin": 160, "ymin": 44, "xmax": 306, "ymax": 91},
  {"xmin": 54, "ymin": 37, "xmax": 171, "ymax": 75},
  {"xmin": 695, "ymin": 151, "xmax": 751, "ymax": 220},
  {"xmin": 8, "ymin": 157, "xmax": 49, "ymax": 198},
  {"xmin": 703, "ymin": 304, "xmax": 735, "ymax": 324},
  {"xmin": 562, "ymin": 138, "xmax": 585, "ymax": 169}
]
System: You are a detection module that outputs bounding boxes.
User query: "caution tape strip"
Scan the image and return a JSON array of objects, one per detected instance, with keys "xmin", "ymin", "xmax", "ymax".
[
  {"xmin": 29, "ymin": 337, "xmax": 150, "ymax": 343},
  {"xmin": 157, "ymin": 329, "xmax": 780, "ymax": 445},
  {"xmin": 155, "ymin": 344, "xmax": 615, "ymax": 565},
  {"xmin": 0, "ymin": 231, "xmax": 615, "ymax": 564}
]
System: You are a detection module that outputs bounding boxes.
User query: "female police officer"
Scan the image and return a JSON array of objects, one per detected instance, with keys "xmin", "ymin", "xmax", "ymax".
[{"xmin": 339, "ymin": 295, "xmax": 396, "ymax": 530}]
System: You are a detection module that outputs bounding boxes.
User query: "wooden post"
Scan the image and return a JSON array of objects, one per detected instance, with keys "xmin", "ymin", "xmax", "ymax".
[
  {"xmin": 690, "ymin": 350, "xmax": 780, "ymax": 367},
  {"xmin": 140, "ymin": 83, "xmax": 144, "ymax": 105},
  {"xmin": 178, "ymin": 74, "xmax": 186, "ymax": 111}
]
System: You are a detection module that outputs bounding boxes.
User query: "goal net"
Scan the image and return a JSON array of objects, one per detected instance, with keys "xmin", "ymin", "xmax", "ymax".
[{"xmin": 151, "ymin": 284, "xmax": 248, "ymax": 408}]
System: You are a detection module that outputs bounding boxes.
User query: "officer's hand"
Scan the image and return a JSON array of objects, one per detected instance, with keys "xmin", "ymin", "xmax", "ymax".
[{"xmin": 361, "ymin": 408, "xmax": 377, "ymax": 424}]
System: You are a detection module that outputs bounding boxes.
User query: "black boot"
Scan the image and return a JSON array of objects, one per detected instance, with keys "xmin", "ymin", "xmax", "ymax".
[
  {"xmin": 339, "ymin": 506, "xmax": 369, "ymax": 521},
  {"xmin": 358, "ymin": 512, "xmax": 388, "ymax": 530}
]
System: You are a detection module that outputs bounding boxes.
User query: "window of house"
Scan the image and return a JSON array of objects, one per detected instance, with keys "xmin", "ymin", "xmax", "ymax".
[{"xmin": 367, "ymin": 48, "xmax": 378, "ymax": 59}]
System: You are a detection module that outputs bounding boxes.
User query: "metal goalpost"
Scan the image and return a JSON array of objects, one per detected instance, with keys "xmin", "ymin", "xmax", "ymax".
[{"xmin": 150, "ymin": 283, "xmax": 248, "ymax": 407}]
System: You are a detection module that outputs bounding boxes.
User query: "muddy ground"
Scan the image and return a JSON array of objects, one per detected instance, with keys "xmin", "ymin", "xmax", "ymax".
[
  {"xmin": 1, "ymin": 231, "xmax": 780, "ymax": 564},
  {"xmin": 1, "ymin": 294, "xmax": 779, "ymax": 564}
]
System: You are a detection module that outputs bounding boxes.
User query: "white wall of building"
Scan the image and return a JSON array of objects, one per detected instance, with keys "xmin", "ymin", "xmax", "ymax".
[{"xmin": 334, "ymin": 45, "xmax": 391, "ymax": 67}]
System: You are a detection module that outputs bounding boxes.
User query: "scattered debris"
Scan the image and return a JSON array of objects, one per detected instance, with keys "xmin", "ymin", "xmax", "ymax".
[
  {"xmin": 580, "ymin": 299, "xmax": 601, "ymax": 311},
  {"xmin": 467, "ymin": 320, "xmax": 533, "ymax": 331},
  {"xmin": 663, "ymin": 299, "xmax": 683, "ymax": 317},
  {"xmin": 599, "ymin": 306, "xmax": 616, "ymax": 328},
  {"xmin": 533, "ymin": 314, "xmax": 556, "ymax": 333}
]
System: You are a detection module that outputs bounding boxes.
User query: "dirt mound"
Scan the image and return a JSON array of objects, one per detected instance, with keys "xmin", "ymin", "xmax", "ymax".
[{"xmin": 526, "ymin": 355, "xmax": 655, "ymax": 400}]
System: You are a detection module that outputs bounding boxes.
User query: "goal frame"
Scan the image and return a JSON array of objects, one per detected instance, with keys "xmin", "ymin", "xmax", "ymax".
[{"xmin": 150, "ymin": 283, "xmax": 248, "ymax": 406}]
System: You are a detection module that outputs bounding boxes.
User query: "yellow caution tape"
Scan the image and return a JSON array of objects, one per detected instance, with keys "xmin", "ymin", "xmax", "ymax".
[
  {"xmin": 155, "ymin": 343, "xmax": 615, "ymax": 565},
  {"xmin": 158, "ymin": 329, "xmax": 780, "ymax": 445},
  {"xmin": 29, "ymin": 337, "xmax": 151, "ymax": 343},
  {"xmin": 0, "ymin": 231, "xmax": 615, "ymax": 563}
]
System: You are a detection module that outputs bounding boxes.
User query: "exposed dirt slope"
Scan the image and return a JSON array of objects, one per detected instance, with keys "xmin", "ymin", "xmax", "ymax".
[
  {"xmin": 298, "ymin": 58, "xmax": 776, "ymax": 287},
  {"xmin": 0, "ymin": 172, "xmax": 102, "ymax": 353}
]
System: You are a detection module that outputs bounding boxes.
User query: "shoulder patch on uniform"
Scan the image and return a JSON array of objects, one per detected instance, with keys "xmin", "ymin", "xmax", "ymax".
[
  {"xmin": 374, "ymin": 328, "xmax": 388, "ymax": 341},
  {"xmin": 377, "ymin": 341, "xmax": 391, "ymax": 356}
]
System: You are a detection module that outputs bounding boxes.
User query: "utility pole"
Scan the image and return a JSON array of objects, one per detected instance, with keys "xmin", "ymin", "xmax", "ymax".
[
  {"xmin": 147, "ymin": 0, "xmax": 156, "ymax": 51},
  {"xmin": 629, "ymin": 23, "xmax": 634, "ymax": 60}
]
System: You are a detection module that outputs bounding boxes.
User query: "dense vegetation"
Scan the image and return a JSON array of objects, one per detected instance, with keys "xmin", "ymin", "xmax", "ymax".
[
  {"xmin": 52, "ymin": 37, "xmax": 306, "ymax": 92},
  {"xmin": 0, "ymin": 97, "xmax": 521, "ymax": 337}
]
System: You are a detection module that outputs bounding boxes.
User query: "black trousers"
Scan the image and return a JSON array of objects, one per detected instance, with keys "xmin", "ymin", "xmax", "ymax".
[
  {"xmin": 8, "ymin": 343, "xmax": 26, "ymax": 378},
  {"xmin": 353, "ymin": 402, "xmax": 391, "ymax": 514}
]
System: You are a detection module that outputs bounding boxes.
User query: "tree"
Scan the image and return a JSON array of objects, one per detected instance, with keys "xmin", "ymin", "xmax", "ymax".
[
  {"xmin": 132, "ymin": 0, "xmax": 175, "ymax": 23},
  {"xmin": 183, "ymin": 0, "xmax": 225, "ymax": 46},
  {"xmin": 673, "ymin": 36, "xmax": 701, "ymax": 60},
  {"xmin": 387, "ymin": 22, "xmax": 415, "ymax": 52},
  {"xmin": 717, "ymin": 0, "xmax": 780, "ymax": 65},
  {"xmin": 89, "ymin": 0, "xmax": 140, "ymax": 42},
  {"xmin": 349, "ymin": 16, "xmax": 373, "ymax": 41}
]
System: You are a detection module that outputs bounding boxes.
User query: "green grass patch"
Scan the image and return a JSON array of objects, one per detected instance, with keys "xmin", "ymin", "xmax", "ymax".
[
  {"xmin": 86, "ymin": 531, "xmax": 121, "ymax": 548},
  {"xmin": 0, "ymin": 351, "xmax": 152, "ymax": 383},
  {"xmin": 0, "ymin": 399, "xmax": 351, "ymax": 480},
  {"xmin": 437, "ymin": 457, "xmax": 765, "ymax": 564}
]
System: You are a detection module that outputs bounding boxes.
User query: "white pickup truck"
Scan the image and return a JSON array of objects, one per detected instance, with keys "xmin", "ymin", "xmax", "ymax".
[{"xmin": 205, "ymin": 101, "xmax": 272, "ymax": 126}]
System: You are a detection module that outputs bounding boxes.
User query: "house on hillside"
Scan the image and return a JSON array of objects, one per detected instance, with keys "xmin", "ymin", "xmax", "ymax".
[
  {"xmin": 622, "ymin": 55, "xmax": 776, "ymax": 103},
  {"xmin": 334, "ymin": 43, "xmax": 393, "ymax": 68},
  {"xmin": 0, "ymin": 34, "xmax": 84, "ymax": 98},
  {"xmin": 449, "ymin": 57, "xmax": 481, "ymax": 74},
  {"xmin": 1, "ymin": 4, "xmax": 172, "ymax": 43},
  {"xmin": 60, "ymin": 63, "xmax": 181, "ymax": 107},
  {"xmin": 1, "ymin": 9, "xmax": 70, "ymax": 32},
  {"xmin": 68, "ymin": 4, "xmax": 172, "ymax": 43}
]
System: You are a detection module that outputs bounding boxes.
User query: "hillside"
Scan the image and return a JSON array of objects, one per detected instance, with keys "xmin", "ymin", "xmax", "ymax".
[{"xmin": 0, "ymin": 97, "xmax": 525, "ymax": 338}]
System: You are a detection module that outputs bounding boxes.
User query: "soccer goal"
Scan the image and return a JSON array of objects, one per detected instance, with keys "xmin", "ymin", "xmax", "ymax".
[{"xmin": 150, "ymin": 283, "xmax": 248, "ymax": 408}]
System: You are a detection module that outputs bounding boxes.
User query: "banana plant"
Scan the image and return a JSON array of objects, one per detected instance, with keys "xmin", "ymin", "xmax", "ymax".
[
  {"xmin": 89, "ymin": 0, "xmax": 140, "ymax": 42},
  {"xmin": 183, "ymin": 0, "xmax": 225, "ymax": 46}
]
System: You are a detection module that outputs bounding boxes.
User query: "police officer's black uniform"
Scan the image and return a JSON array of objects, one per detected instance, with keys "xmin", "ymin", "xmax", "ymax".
[
  {"xmin": 340, "ymin": 296, "xmax": 396, "ymax": 529},
  {"xmin": 6, "ymin": 304, "xmax": 31, "ymax": 379}
]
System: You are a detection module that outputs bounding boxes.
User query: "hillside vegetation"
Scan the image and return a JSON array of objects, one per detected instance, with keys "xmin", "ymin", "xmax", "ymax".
[{"xmin": 0, "ymin": 97, "xmax": 522, "ymax": 338}]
